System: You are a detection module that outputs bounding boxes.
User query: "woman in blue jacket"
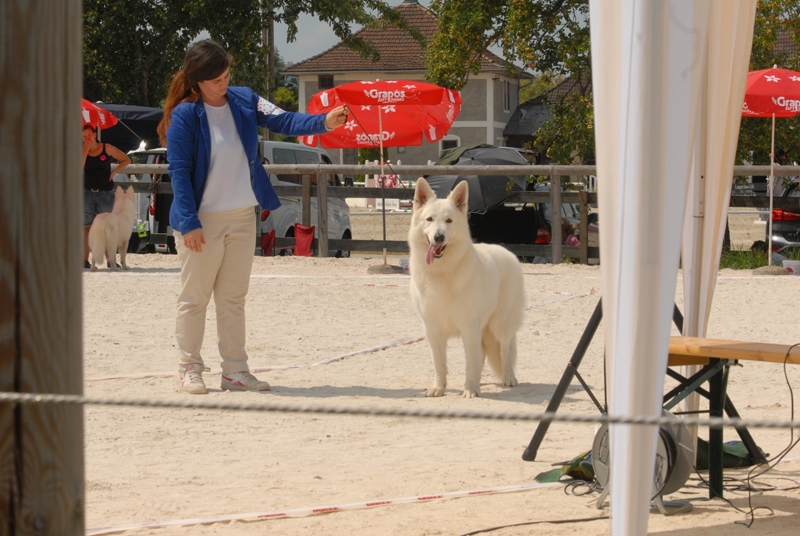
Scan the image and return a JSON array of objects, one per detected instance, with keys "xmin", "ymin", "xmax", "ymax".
[{"xmin": 158, "ymin": 40, "xmax": 348, "ymax": 394}]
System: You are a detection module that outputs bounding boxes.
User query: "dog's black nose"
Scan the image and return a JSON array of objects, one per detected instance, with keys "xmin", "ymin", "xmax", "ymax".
[{"xmin": 433, "ymin": 233, "xmax": 445, "ymax": 244}]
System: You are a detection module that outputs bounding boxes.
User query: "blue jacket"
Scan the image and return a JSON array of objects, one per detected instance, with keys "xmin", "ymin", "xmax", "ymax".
[{"xmin": 166, "ymin": 86, "xmax": 329, "ymax": 233}]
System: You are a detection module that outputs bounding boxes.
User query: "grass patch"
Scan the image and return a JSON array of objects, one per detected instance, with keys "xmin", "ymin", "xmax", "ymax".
[{"xmin": 718, "ymin": 248, "xmax": 768, "ymax": 270}]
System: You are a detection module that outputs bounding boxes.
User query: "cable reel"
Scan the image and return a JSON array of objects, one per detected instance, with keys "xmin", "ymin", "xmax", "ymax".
[{"xmin": 591, "ymin": 411, "xmax": 694, "ymax": 514}]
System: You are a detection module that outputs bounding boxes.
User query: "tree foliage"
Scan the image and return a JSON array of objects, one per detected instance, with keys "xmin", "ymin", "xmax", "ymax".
[
  {"xmin": 83, "ymin": 0, "xmax": 419, "ymax": 108},
  {"xmin": 427, "ymin": 0, "xmax": 800, "ymax": 166},
  {"xmin": 737, "ymin": 0, "xmax": 800, "ymax": 167}
]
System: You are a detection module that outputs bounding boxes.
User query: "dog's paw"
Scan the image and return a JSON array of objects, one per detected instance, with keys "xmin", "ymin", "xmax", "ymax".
[
  {"xmin": 426, "ymin": 385, "xmax": 446, "ymax": 397},
  {"xmin": 462, "ymin": 389, "xmax": 480, "ymax": 398},
  {"xmin": 89, "ymin": 265, "xmax": 97, "ymax": 272},
  {"xmin": 501, "ymin": 375, "xmax": 518, "ymax": 387}
]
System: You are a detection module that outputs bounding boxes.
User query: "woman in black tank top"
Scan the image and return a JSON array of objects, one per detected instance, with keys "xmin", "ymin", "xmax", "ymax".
[{"xmin": 81, "ymin": 124, "xmax": 131, "ymax": 266}]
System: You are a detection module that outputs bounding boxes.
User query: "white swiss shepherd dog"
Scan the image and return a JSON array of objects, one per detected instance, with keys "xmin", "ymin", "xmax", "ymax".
[
  {"xmin": 88, "ymin": 185, "xmax": 136, "ymax": 271},
  {"xmin": 408, "ymin": 178, "xmax": 525, "ymax": 398}
]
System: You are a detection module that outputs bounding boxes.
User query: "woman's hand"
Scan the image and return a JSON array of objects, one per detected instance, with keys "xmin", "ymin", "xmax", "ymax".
[
  {"xmin": 183, "ymin": 228, "xmax": 206, "ymax": 253},
  {"xmin": 324, "ymin": 105, "xmax": 350, "ymax": 130}
]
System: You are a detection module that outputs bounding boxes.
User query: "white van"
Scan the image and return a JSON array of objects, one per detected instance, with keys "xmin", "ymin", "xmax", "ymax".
[{"xmin": 125, "ymin": 142, "xmax": 352, "ymax": 257}]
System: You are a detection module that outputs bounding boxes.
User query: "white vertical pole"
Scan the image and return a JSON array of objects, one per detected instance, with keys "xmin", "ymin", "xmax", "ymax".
[
  {"xmin": 379, "ymin": 105, "xmax": 387, "ymax": 265},
  {"xmin": 768, "ymin": 113, "xmax": 775, "ymax": 266}
]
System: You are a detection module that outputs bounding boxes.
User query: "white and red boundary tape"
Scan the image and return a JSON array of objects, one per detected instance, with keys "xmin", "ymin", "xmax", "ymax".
[
  {"xmin": 85, "ymin": 481, "xmax": 563, "ymax": 535},
  {"xmin": 312, "ymin": 337, "xmax": 426, "ymax": 366},
  {"xmin": 525, "ymin": 287, "xmax": 595, "ymax": 310}
]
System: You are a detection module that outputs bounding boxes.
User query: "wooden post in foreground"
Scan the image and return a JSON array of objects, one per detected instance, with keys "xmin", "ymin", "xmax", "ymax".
[{"xmin": 0, "ymin": 1, "xmax": 84, "ymax": 534}]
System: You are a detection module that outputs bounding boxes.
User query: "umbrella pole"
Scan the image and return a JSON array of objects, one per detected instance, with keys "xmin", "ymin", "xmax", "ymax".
[
  {"xmin": 768, "ymin": 113, "xmax": 775, "ymax": 266},
  {"xmin": 379, "ymin": 105, "xmax": 387, "ymax": 265}
]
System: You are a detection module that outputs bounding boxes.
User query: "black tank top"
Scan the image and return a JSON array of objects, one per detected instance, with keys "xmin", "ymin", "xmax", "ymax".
[{"xmin": 84, "ymin": 144, "xmax": 115, "ymax": 191}]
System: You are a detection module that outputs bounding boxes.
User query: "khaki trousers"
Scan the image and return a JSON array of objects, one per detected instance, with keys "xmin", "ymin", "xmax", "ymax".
[{"xmin": 175, "ymin": 206, "xmax": 255, "ymax": 374}]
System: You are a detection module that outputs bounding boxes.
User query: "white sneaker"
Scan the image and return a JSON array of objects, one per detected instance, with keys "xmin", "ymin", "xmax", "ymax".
[
  {"xmin": 179, "ymin": 363, "xmax": 209, "ymax": 394},
  {"xmin": 221, "ymin": 371, "xmax": 271, "ymax": 392}
]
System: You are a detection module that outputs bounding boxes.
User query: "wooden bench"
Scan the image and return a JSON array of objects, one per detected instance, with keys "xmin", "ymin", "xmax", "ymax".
[
  {"xmin": 665, "ymin": 336, "xmax": 800, "ymax": 498},
  {"xmin": 669, "ymin": 336, "xmax": 800, "ymax": 366}
]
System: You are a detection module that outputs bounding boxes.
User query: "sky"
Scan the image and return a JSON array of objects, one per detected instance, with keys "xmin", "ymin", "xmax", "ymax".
[{"xmin": 274, "ymin": 0, "xmax": 503, "ymax": 65}]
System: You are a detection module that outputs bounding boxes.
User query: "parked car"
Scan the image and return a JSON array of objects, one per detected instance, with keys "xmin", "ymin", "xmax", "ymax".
[
  {"xmin": 526, "ymin": 181, "xmax": 599, "ymax": 247},
  {"xmin": 124, "ymin": 141, "xmax": 352, "ymax": 257},
  {"xmin": 124, "ymin": 147, "xmax": 172, "ymax": 254},
  {"xmin": 258, "ymin": 141, "xmax": 352, "ymax": 257},
  {"xmin": 453, "ymin": 180, "xmax": 597, "ymax": 252},
  {"xmin": 766, "ymin": 176, "xmax": 800, "ymax": 252}
]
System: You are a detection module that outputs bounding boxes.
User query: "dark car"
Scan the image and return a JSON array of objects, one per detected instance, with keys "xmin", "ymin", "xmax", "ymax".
[
  {"xmin": 767, "ymin": 177, "xmax": 800, "ymax": 252},
  {"xmin": 425, "ymin": 145, "xmax": 597, "ymax": 254}
]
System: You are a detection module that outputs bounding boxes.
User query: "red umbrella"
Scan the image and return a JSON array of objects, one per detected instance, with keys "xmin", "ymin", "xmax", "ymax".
[
  {"xmin": 741, "ymin": 67, "xmax": 800, "ymax": 263},
  {"xmin": 302, "ymin": 80, "xmax": 461, "ymax": 268},
  {"xmin": 302, "ymin": 80, "xmax": 461, "ymax": 151},
  {"xmin": 81, "ymin": 98, "xmax": 118, "ymax": 130}
]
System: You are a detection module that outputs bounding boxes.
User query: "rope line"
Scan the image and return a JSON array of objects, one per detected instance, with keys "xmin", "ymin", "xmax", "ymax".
[{"xmin": 3, "ymin": 392, "xmax": 800, "ymax": 430}]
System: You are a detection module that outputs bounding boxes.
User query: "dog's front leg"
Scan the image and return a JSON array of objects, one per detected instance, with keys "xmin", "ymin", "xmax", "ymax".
[
  {"xmin": 461, "ymin": 328, "xmax": 483, "ymax": 398},
  {"xmin": 425, "ymin": 331, "xmax": 448, "ymax": 397}
]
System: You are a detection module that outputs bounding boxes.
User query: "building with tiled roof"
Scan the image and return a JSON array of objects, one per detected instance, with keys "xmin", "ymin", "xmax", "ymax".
[
  {"xmin": 504, "ymin": 78, "xmax": 586, "ymax": 152},
  {"xmin": 282, "ymin": 0, "xmax": 532, "ymax": 173}
]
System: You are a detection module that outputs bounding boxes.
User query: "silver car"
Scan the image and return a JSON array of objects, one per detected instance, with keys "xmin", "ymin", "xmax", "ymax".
[{"xmin": 258, "ymin": 141, "xmax": 352, "ymax": 257}]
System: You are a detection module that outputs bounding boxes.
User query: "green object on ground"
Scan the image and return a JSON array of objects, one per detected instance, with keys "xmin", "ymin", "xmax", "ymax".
[
  {"xmin": 535, "ymin": 450, "xmax": 595, "ymax": 483},
  {"xmin": 695, "ymin": 438, "xmax": 767, "ymax": 470}
]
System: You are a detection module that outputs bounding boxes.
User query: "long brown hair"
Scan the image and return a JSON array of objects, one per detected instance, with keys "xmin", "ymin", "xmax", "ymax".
[{"xmin": 157, "ymin": 40, "xmax": 230, "ymax": 146}]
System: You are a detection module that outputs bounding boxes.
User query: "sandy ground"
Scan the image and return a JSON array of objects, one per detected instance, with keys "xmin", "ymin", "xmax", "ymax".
[{"xmin": 82, "ymin": 213, "xmax": 800, "ymax": 535}]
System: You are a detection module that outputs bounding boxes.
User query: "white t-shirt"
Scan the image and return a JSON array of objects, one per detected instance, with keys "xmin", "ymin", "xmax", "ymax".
[{"xmin": 199, "ymin": 101, "xmax": 258, "ymax": 212}]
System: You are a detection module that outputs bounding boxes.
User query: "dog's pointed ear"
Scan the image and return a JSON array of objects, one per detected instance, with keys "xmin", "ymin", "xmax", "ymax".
[
  {"xmin": 126, "ymin": 186, "xmax": 135, "ymax": 199},
  {"xmin": 115, "ymin": 185, "xmax": 123, "ymax": 197},
  {"xmin": 413, "ymin": 177, "xmax": 435, "ymax": 210},
  {"xmin": 449, "ymin": 180, "xmax": 469, "ymax": 215}
]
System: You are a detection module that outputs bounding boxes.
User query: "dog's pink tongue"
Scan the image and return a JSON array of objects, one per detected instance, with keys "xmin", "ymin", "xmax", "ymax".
[{"xmin": 426, "ymin": 244, "xmax": 436, "ymax": 265}]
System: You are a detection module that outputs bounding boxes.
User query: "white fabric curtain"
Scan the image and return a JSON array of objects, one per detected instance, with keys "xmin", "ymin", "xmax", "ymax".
[
  {"xmin": 590, "ymin": 1, "xmax": 757, "ymax": 533},
  {"xmin": 681, "ymin": 2, "xmax": 757, "ymax": 425},
  {"xmin": 590, "ymin": 1, "xmax": 707, "ymax": 534}
]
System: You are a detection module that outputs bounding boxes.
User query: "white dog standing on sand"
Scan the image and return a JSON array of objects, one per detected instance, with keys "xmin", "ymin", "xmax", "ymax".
[
  {"xmin": 408, "ymin": 178, "xmax": 525, "ymax": 398},
  {"xmin": 88, "ymin": 185, "xmax": 136, "ymax": 271}
]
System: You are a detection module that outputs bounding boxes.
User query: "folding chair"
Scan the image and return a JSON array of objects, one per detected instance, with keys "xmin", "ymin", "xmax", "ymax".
[
  {"xmin": 294, "ymin": 224, "xmax": 315, "ymax": 257},
  {"xmin": 260, "ymin": 229, "xmax": 275, "ymax": 256}
]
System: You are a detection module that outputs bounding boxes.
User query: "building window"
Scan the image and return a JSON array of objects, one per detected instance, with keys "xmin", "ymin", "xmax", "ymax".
[
  {"xmin": 318, "ymin": 75, "xmax": 334, "ymax": 90},
  {"xmin": 441, "ymin": 136, "xmax": 460, "ymax": 152},
  {"xmin": 503, "ymin": 81, "xmax": 511, "ymax": 112}
]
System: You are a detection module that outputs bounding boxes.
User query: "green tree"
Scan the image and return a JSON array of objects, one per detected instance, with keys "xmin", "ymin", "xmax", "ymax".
[
  {"xmin": 519, "ymin": 70, "xmax": 565, "ymax": 103},
  {"xmin": 83, "ymin": 0, "xmax": 420, "ymax": 108},
  {"xmin": 426, "ymin": 0, "xmax": 800, "ymax": 166},
  {"xmin": 426, "ymin": 0, "xmax": 590, "ymax": 163}
]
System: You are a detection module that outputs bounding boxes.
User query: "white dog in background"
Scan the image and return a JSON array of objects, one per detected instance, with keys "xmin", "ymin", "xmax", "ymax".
[
  {"xmin": 408, "ymin": 178, "xmax": 525, "ymax": 398},
  {"xmin": 88, "ymin": 185, "xmax": 136, "ymax": 271}
]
